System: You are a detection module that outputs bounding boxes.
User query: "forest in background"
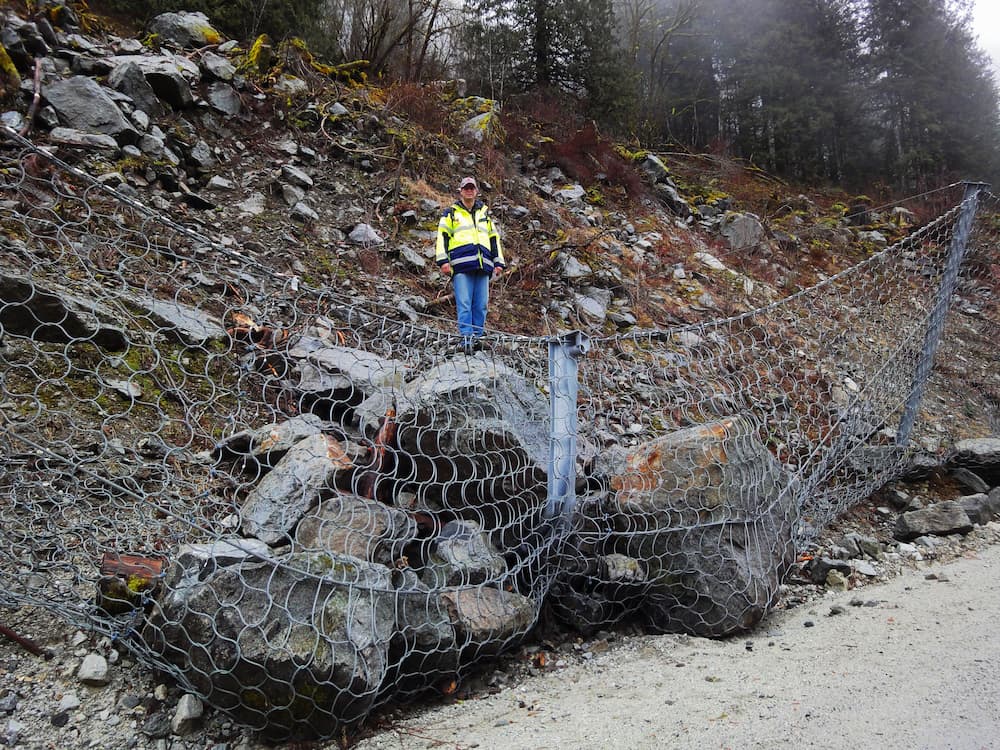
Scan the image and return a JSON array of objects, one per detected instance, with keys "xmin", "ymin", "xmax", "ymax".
[{"xmin": 97, "ymin": 0, "xmax": 1000, "ymax": 192}]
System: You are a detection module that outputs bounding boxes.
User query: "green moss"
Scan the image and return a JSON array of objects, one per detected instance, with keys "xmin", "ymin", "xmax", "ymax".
[
  {"xmin": 243, "ymin": 34, "xmax": 273, "ymax": 75},
  {"xmin": 614, "ymin": 145, "xmax": 649, "ymax": 162},
  {"xmin": 0, "ymin": 43, "xmax": 20, "ymax": 98}
]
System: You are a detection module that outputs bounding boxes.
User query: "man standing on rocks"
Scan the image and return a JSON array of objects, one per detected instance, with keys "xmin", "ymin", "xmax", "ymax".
[{"xmin": 436, "ymin": 176, "xmax": 505, "ymax": 353}]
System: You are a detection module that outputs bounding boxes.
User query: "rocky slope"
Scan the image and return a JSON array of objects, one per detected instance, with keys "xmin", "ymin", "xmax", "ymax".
[{"xmin": 1, "ymin": 3, "xmax": 999, "ymax": 750}]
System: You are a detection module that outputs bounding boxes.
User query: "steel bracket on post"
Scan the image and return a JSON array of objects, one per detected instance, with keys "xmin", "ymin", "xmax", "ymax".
[{"xmin": 546, "ymin": 331, "xmax": 590, "ymax": 523}]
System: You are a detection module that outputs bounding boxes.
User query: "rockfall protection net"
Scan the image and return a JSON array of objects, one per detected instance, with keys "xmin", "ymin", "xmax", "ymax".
[{"xmin": 0, "ymin": 131, "xmax": 996, "ymax": 739}]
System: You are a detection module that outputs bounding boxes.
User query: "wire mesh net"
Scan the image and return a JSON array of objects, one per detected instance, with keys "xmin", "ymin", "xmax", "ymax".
[{"xmin": 0, "ymin": 129, "xmax": 996, "ymax": 740}]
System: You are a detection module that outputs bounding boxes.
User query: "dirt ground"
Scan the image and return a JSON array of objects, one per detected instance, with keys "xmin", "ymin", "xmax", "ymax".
[{"xmin": 351, "ymin": 539, "xmax": 1000, "ymax": 750}]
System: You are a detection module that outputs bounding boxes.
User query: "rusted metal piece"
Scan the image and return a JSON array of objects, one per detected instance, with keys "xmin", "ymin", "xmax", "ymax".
[
  {"xmin": 99, "ymin": 552, "xmax": 166, "ymax": 579},
  {"xmin": 0, "ymin": 623, "xmax": 50, "ymax": 658},
  {"xmin": 357, "ymin": 407, "xmax": 397, "ymax": 500},
  {"xmin": 97, "ymin": 553, "xmax": 167, "ymax": 616}
]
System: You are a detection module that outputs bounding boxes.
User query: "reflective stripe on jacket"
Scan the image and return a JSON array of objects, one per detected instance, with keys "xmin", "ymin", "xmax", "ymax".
[{"xmin": 435, "ymin": 200, "xmax": 505, "ymax": 274}]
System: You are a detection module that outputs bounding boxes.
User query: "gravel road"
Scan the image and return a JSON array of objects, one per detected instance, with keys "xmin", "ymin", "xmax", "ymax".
[{"xmin": 354, "ymin": 540, "xmax": 1000, "ymax": 750}]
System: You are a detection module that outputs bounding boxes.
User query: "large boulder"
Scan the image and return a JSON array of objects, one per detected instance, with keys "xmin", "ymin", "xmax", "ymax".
[
  {"xmin": 108, "ymin": 54, "xmax": 199, "ymax": 109},
  {"xmin": 107, "ymin": 61, "xmax": 164, "ymax": 117},
  {"xmin": 0, "ymin": 272, "xmax": 127, "ymax": 349},
  {"xmin": 284, "ymin": 339, "xmax": 409, "ymax": 422},
  {"xmin": 354, "ymin": 354, "xmax": 550, "ymax": 517},
  {"xmin": 143, "ymin": 551, "xmax": 400, "ymax": 740},
  {"xmin": 720, "ymin": 212, "xmax": 765, "ymax": 251},
  {"xmin": 947, "ymin": 438, "xmax": 1000, "ymax": 486},
  {"xmin": 598, "ymin": 416, "xmax": 796, "ymax": 637},
  {"xmin": 42, "ymin": 76, "xmax": 138, "ymax": 143},
  {"xmin": 293, "ymin": 493, "xmax": 417, "ymax": 567},
  {"xmin": 240, "ymin": 434, "xmax": 364, "ymax": 545},
  {"xmin": 148, "ymin": 12, "xmax": 223, "ymax": 49}
]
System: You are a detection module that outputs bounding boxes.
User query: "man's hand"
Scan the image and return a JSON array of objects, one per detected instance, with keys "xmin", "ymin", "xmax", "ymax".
[
  {"xmin": 441, "ymin": 262, "xmax": 452, "ymax": 276},
  {"xmin": 493, "ymin": 267, "xmax": 503, "ymax": 278}
]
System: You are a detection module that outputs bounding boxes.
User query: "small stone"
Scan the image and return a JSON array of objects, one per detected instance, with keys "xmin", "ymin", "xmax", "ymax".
[
  {"xmin": 171, "ymin": 694, "xmax": 204, "ymax": 735},
  {"xmin": 50, "ymin": 711, "xmax": 70, "ymax": 727},
  {"xmin": 57, "ymin": 692, "xmax": 81, "ymax": 712},
  {"xmin": 141, "ymin": 712, "xmax": 172, "ymax": 739},
  {"xmin": 77, "ymin": 653, "xmax": 110, "ymax": 686},
  {"xmin": 803, "ymin": 621, "xmax": 815, "ymax": 628},
  {"xmin": 828, "ymin": 605, "xmax": 846, "ymax": 616}
]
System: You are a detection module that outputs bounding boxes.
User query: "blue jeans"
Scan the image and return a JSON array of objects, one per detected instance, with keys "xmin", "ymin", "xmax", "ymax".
[{"xmin": 452, "ymin": 271, "xmax": 490, "ymax": 339}]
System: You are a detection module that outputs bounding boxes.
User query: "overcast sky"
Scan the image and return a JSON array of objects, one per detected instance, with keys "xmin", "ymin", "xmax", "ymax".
[{"xmin": 972, "ymin": 0, "xmax": 1000, "ymax": 79}]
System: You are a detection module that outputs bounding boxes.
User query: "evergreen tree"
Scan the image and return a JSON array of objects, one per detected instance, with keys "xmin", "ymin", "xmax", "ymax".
[
  {"xmin": 457, "ymin": 0, "xmax": 629, "ymax": 119},
  {"xmin": 862, "ymin": 0, "xmax": 1000, "ymax": 188}
]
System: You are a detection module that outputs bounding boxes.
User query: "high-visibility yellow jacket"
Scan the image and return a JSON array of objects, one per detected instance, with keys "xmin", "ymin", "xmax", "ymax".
[{"xmin": 435, "ymin": 200, "xmax": 505, "ymax": 275}]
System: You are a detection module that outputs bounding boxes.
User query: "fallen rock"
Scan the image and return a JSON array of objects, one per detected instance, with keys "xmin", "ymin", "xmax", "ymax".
[
  {"xmin": 603, "ymin": 415, "xmax": 796, "ymax": 637},
  {"xmin": 240, "ymin": 434, "xmax": 362, "ymax": 545},
  {"xmin": 894, "ymin": 501, "xmax": 974, "ymax": 541},
  {"xmin": 294, "ymin": 493, "xmax": 417, "ymax": 566}
]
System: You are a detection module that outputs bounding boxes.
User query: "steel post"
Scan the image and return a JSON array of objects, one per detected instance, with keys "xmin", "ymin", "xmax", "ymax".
[{"xmin": 546, "ymin": 331, "xmax": 589, "ymax": 522}]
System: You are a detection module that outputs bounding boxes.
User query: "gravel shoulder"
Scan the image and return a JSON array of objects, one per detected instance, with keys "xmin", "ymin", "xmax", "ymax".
[{"xmin": 354, "ymin": 539, "xmax": 1000, "ymax": 750}]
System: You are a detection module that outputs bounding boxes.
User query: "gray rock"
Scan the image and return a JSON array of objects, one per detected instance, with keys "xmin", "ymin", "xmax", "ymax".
[
  {"xmin": 842, "ymin": 532, "xmax": 882, "ymax": 560},
  {"xmin": 77, "ymin": 654, "xmax": 110, "ymax": 686},
  {"xmin": 43, "ymin": 76, "xmax": 133, "ymax": 138},
  {"xmin": 355, "ymin": 355, "xmax": 550, "ymax": 514},
  {"xmin": 440, "ymin": 586, "xmax": 535, "ymax": 651},
  {"xmin": 273, "ymin": 74, "xmax": 308, "ymax": 97},
  {"xmin": 655, "ymin": 182, "xmax": 690, "ymax": 217},
  {"xmin": 555, "ymin": 184, "xmax": 587, "ymax": 204},
  {"xmin": 291, "ymin": 201, "xmax": 319, "ymax": 222},
  {"xmin": 399, "ymin": 244, "xmax": 427, "ymax": 270},
  {"xmin": 0, "ymin": 273, "xmax": 127, "ymax": 349},
  {"xmin": 240, "ymin": 434, "xmax": 362, "ymax": 545},
  {"xmin": 188, "ymin": 139, "xmax": 215, "ymax": 171},
  {"xmin": 215, "ymin": 413, "xmax": 330, "ymax": 466},
  {"xmin": 170, "ymin": 694, "xmax": 203, "ymax": 735},
  {"xmin": 148, "ymin": 12, "xmax": 222, "ymax": 49},
  {"xmin": 894, "ymin": 501, "xmax": 974, "ymax": 541},
  {"xmin": 206, "ymin": 175, "xmax": 236, "ymax": 191},
  {"xmin": 349, "ymin": 223, "xmax": 384, "ymax": 245},
  {"xmin": 281, "ymin": 164, "xmax": 314, "ymax": 189},
  {"xmin": 237, "ymin": 192, "xmax": 267, "ymax": 216},
  {"xmin": 130, "ymin": 295, "xmax": 227, "ymax": 345},
  {"xmin": 139, "ymin": 132, "xmax": 165, "ymax": 157},
  {"xmin": 1, "ymin": 111, "xmax": 24, "ymax": 131},
  {"xmin": 558, "ymin": 253, "xmax": 592, "ymax": 280},
  {"xmin": 282, "ymin": 183, "xmax": 306, "ymax": 206},
  {"xmin": 286, "ymin": 343, "xmax": 409, "ymax": 409},
  {"xmin": 720, "ymin": 212, "xmax": 765, "ymax": 250},
  {"xmin": 948, "ymin": 439, "xmax": 1000, "ymax": 485},
  {"xmin": 958, "ymin": 493, "xmax": 1000, "ymax": 525},
  {"xmin": 574, "ymin": 292, "xmax": 607, "ymax": 324},
  {"xmin": 48, "ymin": 127, "xmax": 120, "ymax": 150},
  {"xmin": 200, "ymin": 50, "xmax": 235, "ymax": 81},
  {"xmin": 951, "ymin": 467, "xmax": 990, "ymax": 495},
  {"xmin": 460, "ymin": 110, "xmax": 500, "ymax": 142},
  {"xmin": 422, "ymin": 520, "xmax": 507, "ymax": 587},
  {"xmin": 852, "ymin": 560, "xmax": 878, "ymax": 577},
  {"xmin": 808, "ymin": 556, "xmax": 852, "ymax": 584},
  {"xmin": 145, "ymin": 551, "xmax": 405, "ymax": 739},
  {"xmin": 639, "ymin": 154, "xmax": 671, "ymax": 182},
  {"xmin": 601, "ymin": 415, "xmax": 796, "ymax": 637},
  {"xmin": 109, "ymin": 54, "xmax": 199, "ymax": 109},
  {"xmin": 206, "ymin": 82, "xmax": 241, "ymax": 116},
  {"xmin": 294, "ymin": 494, "xmax": 417, "ymax": 566},
  {"xmin": 107, "ymin": 61, "xmax": 164, "ymax": 117}
]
